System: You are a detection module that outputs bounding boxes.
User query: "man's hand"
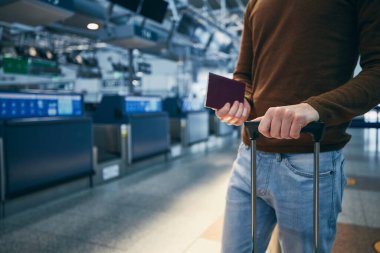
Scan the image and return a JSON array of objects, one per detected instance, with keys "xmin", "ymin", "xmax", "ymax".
[
  {"xmin": 215, "ymin": 99, "xmax": 251, "ymax": 126},
  {"xmin": 254, "ymin": 103, "xmax": 319, "ymax": 139}
]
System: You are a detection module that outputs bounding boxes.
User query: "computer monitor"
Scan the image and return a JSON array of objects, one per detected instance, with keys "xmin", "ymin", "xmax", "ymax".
[
  {"xmin": 0, "ymin": 92, "xmax": 83, "ymax": 119},
  {"xmin": 109, "ymin": 0, "xmax": 141, "ymax": 12},
  {"xmin": 125, "ymin": 96, "xmax": 162, "ymax": 114},
  {"xmin": 139, "ymin": 0, "xmax": 168, "ymax": 23},
  {"xmin": 177, "ymin": 13, "xmax": 212, "ymax": 49}
]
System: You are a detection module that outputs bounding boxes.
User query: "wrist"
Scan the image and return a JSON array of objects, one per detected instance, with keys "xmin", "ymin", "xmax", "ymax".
[{"xmin": 301, "ymin": 103, "xmax": 320, "ymax": 121}]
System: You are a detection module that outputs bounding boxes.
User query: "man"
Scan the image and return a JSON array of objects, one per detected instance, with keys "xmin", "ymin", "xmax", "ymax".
[{"xmin": 215, "ymin": 0, "xmax": 380, "ymax": 252}]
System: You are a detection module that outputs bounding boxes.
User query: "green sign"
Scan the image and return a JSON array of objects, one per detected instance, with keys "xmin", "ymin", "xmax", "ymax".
[
  {"xmin": 3, "ymin": 57, "xmax": 28, "ymax": 74},
  {"xmin": 2, "ymin": 57, "xmax": 60, "ymax": 76}
]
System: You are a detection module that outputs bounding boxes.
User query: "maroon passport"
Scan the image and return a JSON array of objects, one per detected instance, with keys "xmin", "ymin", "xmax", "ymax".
[{"xmin": 204, "ymin": 73, "xmax": 245, "ymax": 110}]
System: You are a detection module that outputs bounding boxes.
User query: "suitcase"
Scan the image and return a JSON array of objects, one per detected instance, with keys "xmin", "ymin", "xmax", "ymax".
[{"xmin": 244, "ymin": 121, "xmax": 325, "ymax": 253}]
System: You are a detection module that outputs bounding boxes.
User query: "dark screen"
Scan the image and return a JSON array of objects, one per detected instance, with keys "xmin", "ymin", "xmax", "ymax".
[
  {"xmin": 110, "ymin": 0, "xmax": 141, "ymax": 12},
  {"xmin": 130, "ymin": 113, "xmax": 169, "ymax": 161},
  {"xmin": 139, "ymin": 0, "xmax": 168, "ymax": 23},
  {"xmin": 4, "ymin": 118, "xmax": 93, "ymax": 199},
  {"xmin": 177, "ymin": 14, "xmax": 211, "ymax": 48},
  {"xmin": 177, "ymin": 13, "xmax": 196, "ymax": 38}
]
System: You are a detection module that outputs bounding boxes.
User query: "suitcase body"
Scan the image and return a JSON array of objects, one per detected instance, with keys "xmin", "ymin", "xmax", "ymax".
[{"xmin": 244, "ymin": 121, "xmax": 325, "ymax": 253}]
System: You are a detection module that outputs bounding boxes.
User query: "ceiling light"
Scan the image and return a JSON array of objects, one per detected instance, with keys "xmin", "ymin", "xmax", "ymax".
[
  {"xmin": 87, "ymin": 23, "xmax": 99, "ymax": 30},
  {"xmin": 75, "ymin": 55, "xmax": 83, "ymax": 65},
  {"xmin": 46, "ymin": 51, "xmax": 53, "ymax": 60},
  {"xmin": 28, "ymin": 47, "xmax": 37, "ymax": 57}
]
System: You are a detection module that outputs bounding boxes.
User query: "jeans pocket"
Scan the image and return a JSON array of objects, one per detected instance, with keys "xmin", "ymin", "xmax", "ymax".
[
  {"xmin": 283, "ymin": 152, "xmax": 334, "ymax": 178},
  {"xmin": 237, "ymin": 142, "xmax": 249, "ymax": 155}
]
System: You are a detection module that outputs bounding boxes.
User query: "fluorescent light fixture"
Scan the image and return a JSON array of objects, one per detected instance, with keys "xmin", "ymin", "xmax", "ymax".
[{"xmin": 87, "ymin": 23, "xmax": 99, "ymax": 30}]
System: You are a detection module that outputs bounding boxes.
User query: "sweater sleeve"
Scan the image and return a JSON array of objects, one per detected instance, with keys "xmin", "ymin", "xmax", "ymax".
[
  {"xmin": 233, "ymin": 0, "xmax": 255, "ymax": 105},
  {"xmin": 305, "ymin": 0, "xmax": 380, "ymax": 126}
]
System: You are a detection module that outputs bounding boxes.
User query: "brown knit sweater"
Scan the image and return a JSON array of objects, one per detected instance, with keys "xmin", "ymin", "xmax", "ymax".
[{"xmin": 234, "ymin": 0, "xmax": 380, "ymax": 153}]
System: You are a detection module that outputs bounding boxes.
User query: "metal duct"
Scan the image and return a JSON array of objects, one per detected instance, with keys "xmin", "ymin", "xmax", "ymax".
[{"xmin": 0, "ymin": 0, "xmax": 74, "ymax": 26}]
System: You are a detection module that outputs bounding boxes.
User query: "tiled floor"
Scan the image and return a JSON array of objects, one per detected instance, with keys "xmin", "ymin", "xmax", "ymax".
[{"xmin": 0, "ymin": 129, "xmax": 379, "ymax": 253}]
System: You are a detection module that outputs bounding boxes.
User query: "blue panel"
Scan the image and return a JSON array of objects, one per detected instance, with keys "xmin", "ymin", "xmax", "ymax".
[
  {"xmin": 125, "ymin": 96, "xmax": 162, "ymax": 114},
  {"xmin": 187, "ymin": 111, "xmax": 209, "ymax": 144},
  {"xmin": 4, "ymin": 118, "xmax": 93, "ymax": 199},
  {"xmin": 0, "ymin": 93, "xmax": 83, "ymax": 119},
  {"xmin": 129, "ymin": 112, "xmax": 169, "ymax": 161}
]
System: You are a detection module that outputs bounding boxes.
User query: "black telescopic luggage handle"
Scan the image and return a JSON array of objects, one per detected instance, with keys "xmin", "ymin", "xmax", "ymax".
[{"xmin": 244, "ymin": 121, "xmax": 325, "ymax": 253}]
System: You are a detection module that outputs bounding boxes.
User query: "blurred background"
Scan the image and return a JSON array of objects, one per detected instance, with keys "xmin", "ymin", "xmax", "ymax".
[{"xmin": 0, "ymin": 0, "xmax": 378, "ymax": 252}]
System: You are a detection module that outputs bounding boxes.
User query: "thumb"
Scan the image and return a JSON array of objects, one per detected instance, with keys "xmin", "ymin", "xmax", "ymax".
[{"xmin": 252, "ymin": 116, "xmax": 263, "ymax": 122}]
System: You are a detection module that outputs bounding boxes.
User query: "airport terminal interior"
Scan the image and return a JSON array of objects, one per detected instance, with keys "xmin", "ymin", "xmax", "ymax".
[{"xmin": 0, "ymin": 0, "xmax": 379, "ymax": 253}]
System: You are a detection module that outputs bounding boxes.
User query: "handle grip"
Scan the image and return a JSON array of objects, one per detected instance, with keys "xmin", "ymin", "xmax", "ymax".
[{"xmin": 244, "ymin": 121, "xmax": 325, "ymax": 142}]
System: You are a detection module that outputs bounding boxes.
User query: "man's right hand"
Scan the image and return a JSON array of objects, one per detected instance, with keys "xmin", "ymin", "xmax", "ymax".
[{"xmin": 214, "ymin": 99, "xmax": 251, "ymax": 126}]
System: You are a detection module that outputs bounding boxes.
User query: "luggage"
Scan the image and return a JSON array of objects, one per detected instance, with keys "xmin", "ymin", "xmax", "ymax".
[{"xmin": 244, "ymin": 121, "xmax": 325, "ymax": 253}]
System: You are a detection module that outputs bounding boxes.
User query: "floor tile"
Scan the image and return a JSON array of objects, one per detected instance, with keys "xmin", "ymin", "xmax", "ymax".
[{"xmin": 338, "ymin": 189, "xmax": 366, "ymax": 226}]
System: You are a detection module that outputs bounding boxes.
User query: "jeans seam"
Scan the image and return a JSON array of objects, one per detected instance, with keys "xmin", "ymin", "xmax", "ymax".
[
  {"xmin": 283, "ymin": 157, "xmax": 332, "ymax": 178},
  {"xmin": 329, "ymin": 170, "xmax": 336, "ymax": 229},
  {"xmin": 329, "ymin": 152, "xmax": 338, "ymax": 230},
  {"xmin": 263, "ymin": 157, "xmax": 273, "ymax": 195}
]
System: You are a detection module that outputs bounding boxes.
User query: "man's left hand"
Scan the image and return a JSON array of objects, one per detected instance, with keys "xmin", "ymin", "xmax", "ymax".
[{"xmin": 254, "ymin": 103, "xmax": 319, "ymax": 139}]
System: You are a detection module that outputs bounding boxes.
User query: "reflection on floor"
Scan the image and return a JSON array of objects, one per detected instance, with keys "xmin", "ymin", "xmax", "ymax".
[{"xmin": 0, "ymin": 129, "xmax": 379, "ymax": 253}]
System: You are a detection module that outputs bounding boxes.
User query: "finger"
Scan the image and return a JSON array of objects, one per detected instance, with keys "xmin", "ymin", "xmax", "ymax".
[
  {"xmin": 242, "ymin": 107, "xmax": 248, "ymax": 119},
  {"xmin": 280, "ymin": 114, "xmax": 293, "ymax": 139},
  {"xmin": 234, "ymin": 103, "xmax": 244, "ymax": 118},
  {"xmin": 258, "ymin": 115, "xmax": 272, "ymax": 138},
  {"xmin": 253, "ymin": 116, "xmax": 263, "ymax": 122},
  {"xmin": 228, "ymin": 103, "xmax": 244, "ymax": 124},
  {"xmin": 243, "ymin": 99, "xmax": 251, "ymax": 118},
  {"xmin": 233, "ymin": 118, "xmax": 244, "ymax": 126},
  {"xmin": 270, "ymin": 115, "xmax": 282, "ymax": 138},
  {"xmin": 223, "ymin": 101, "xmax": 240, "ymax": 121},
  {"xmin": 231, "ymin": 107, "xmax": 250, "ymax": 126},
  {"xmin": 289, "ymin": 120, "xmax": 303, "ymax": 139},
  {"xmin": 215, "ymin": 103, "xmax": 230, "ymax": 118}
]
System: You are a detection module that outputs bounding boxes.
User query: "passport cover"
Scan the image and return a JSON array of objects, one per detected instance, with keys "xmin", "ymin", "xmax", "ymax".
[{"xmin": 204, "ymin": 73, "xmax": 245, "ymax": 110}]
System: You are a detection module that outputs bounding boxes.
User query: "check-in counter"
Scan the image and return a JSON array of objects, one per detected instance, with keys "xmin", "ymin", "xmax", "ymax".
[
  {"xmin": 92, "ymin": 95, "xmax": 170, "ymax": 166},
  {"xmin": 0, "ymin": 92, "xmax": 93, "ymax": 216},
  {"xmin": 163, "ymin": 97, "xmax": 209, "ymax": 146}
]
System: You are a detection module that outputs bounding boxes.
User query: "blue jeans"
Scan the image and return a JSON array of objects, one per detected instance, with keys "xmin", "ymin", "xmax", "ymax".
[{"xmin": 222, "ymin": 143, "xmax": 346, "ymax": 253}]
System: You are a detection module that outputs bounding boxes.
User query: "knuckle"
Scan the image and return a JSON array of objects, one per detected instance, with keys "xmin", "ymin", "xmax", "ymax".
[
  {"xmin": 267, "ymin": 107, "xmax": 275, "ymax": 115},
  {"xmin": 284, "ymin": 109, "xmax": 294, "ymax": 118},
  {"xmin": 293, "ymin": 115, "xmax": 304, "ymax": 124},
  {"xmin": 274, "ymin": 108, "xmax": 284, "ymax": 117}
]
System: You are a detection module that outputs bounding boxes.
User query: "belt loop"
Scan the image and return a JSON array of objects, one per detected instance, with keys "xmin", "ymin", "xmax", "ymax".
[{"xmin": 276, "ymin": 153, "xmax": 282, "ymax": 162}]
